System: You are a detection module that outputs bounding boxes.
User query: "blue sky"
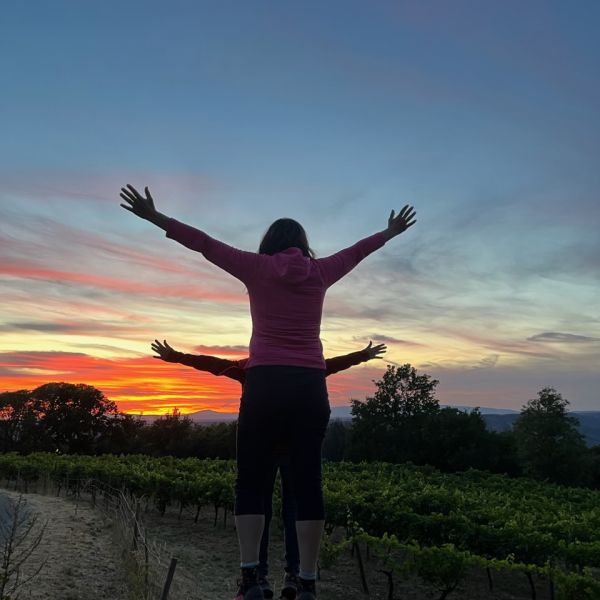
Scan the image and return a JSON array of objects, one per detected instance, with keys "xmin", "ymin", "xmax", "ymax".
[{"xmin": 1, "ymin": 1, "xmax": 599, "ymax": 411}]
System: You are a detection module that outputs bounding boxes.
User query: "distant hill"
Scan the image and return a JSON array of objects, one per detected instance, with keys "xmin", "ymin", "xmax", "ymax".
[
  {"xmin": 572, "ymin": 412, "xmax": 600, "ymax": 446},
  {"xmin": 481, "ymin": 411, "xmax": 600, "ymax": 447},
  {"xmin": 480, "ymin": 413, "xmax": 519, "ymax": 432},
  {"xmin": 132, "ymin": 409, "xmax": 238, "ymax": 424},
  {"xmin": 186, "ymin": 410, "xmax": 238, "ymax": 423}
]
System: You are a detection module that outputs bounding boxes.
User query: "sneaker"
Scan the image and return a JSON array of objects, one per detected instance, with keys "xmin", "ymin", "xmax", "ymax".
[
  {"xmin": 281, "ymin": 571, "xmax": 298, "ymax": 600},
  {"xmin": 259, "ymin": 577, "xmax": 274, "ymax": 599},
  {"xmin": 234, "ymin": 566, "xmax": 265, "ymax": 600},
  {"xmin": 296, "ymin": 577, "xmax": 316, "ymax": 600}
]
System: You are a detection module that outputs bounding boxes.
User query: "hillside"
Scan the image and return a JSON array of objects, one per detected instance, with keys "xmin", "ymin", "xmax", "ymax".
[{"xmin": 482, "ymin": 411, "xmax": 600, "ymax": 446}]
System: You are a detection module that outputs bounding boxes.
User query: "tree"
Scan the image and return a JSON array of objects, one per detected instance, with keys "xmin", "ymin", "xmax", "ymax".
[
  {"xmin": 96, "ymin": 413, "xmax": 146, "ymax": 455},
  {"xmin": 364, "ymin": 364, "xmax": 440, "ymax": 421},
  {"xmin": 420, "ymin": 408, "xmax": 493, "ymax": 472},
  {"xmin": 322, "ymin": 420, "xmax": 351, "ymax": 461},
  {"xmin": 142, "ymin": 409, "xmax": 196, "ymax": 457},
  {"xmin": 0, "ymin": 494, "xmax": 47, "ymax": 599},
  {"xmin": 350, "ymin": 364, "xmax": 440, "ymax": 463},
  {"xmin": 0, "ymin": 390, "xmax": 39, "ymax": 453},
  {"xmin": 30, "ymin": 382, "xmax": 119, "ymax": 454},
  {"xmin": 513, "ymin": 387, "xmax": 589, "ymax": 485},
  {"xmin": 191, "ymin": 421, "xmax": 237, "ymax": 459}
]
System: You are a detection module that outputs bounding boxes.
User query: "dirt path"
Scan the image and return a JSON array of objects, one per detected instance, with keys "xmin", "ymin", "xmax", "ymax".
[{"xmin": 0, "ymin": 488, "xmax": 128, "ymax": 600}]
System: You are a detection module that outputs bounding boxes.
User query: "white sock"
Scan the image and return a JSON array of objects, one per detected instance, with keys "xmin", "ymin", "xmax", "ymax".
[{"xmin": 299, "ymin": 569, "xmax": 317, "ymax": 580}]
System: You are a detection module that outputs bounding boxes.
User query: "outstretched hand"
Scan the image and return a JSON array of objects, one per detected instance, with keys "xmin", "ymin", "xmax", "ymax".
[
  {"xmin": 120, "ymin": 184, "xmax": 159, "ymax": 221},
  {"xmin": 151, "ymin": 339, "xmax": 178, "ymax": 362},
  {"xmin": 384, "ymin": 205, "xmax": 417, "ymax": 240},
  {"xmin": 363, "ymin": 341, "xmax": 387, "ymax": 360}
]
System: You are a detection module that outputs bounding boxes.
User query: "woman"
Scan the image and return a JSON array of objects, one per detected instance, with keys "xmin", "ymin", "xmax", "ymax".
[
  {"xmin": 120, "ymin": 184, "xmax": 416, "ymax": 600},
  {"xmin": 151, "ymin": 338, "xmax": 386, "ymax": 599}
]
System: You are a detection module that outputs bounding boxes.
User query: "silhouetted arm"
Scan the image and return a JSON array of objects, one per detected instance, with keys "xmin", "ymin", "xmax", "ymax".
[
  {"xmin": 151, "ymin": 340, "xmax": 246, "ymax": 383},
  {"xmin": 325, "ymin": 342, "xmax": 387, "ymax": 376}
]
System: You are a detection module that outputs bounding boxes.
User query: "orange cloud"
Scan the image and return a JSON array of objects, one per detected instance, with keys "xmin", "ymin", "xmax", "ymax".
[
  {"xmin": 0, "ymin": 349, "xmax": 382, "ymax": 415},
  {"xmin": 0, "ymin": 351, "xmax": 241, "ymax": 415}
]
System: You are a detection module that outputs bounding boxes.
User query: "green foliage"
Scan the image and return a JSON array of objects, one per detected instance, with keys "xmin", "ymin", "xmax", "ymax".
[
  {"xmin": 514, "ymin": 388, "xmax": 590, "ymax": 485},
  {"xmin": 408, "ymin": 543, "xmax": 473, "ymax": 599},
  {"xmin": 352, "ymin": 364, "xmax": 439, "ymax": 423},
  {"xmin": 144, "ymin": 409, "xmax": 196, "ymax": 457},
  {"xmin": 420, "ymin": 407, "xmax": 495, "ymax": 472},
  {"xmin": 349, "ymin": 365, "xmax": 514, "ymax": 474},
  {"xmin": 319, "ymin": 534, "xmax": 351, "ymax": 569},
  {"xmin": 589, "ymin": 445, "xmax": 600, "ymax": 489},
  {"xmin": 322, "ymin": 420, "xmax": 351, "ymax": 461},
  {"xmin": 350, "ymin": 364, "xmax": 440, "ymax": 463},
  {"xmin": 554, "ymin": 568, "xmax": 600, "ymax": 600},
  {"xmin": 1, "ymin": 453, "xmax": 600, "ymax": 596}
]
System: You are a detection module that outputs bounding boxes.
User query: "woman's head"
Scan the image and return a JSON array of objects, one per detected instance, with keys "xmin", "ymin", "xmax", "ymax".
[{"xmin": 259, "ymin": 218, "xmax": 315, "ymax": 258}]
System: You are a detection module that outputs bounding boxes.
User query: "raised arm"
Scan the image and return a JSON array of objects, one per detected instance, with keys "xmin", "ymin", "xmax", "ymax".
[
  {"xmin": 120, "ymin": 184, "xmax": 261, "ymax": 282},
  {"xmin": 318, "ymin": 205, "xmax": 416, "ymax": 287},
  {"xmin": 325, "ymin": 341, "xmax": 387, "ymax": 376},
  {"xmin": 151, "ymin": 339, "xmax": 246, "ymax": 383}
]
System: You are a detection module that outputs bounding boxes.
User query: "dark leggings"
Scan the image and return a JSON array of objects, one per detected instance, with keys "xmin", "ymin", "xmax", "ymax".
[
  {"xmin": 234, "ymin": 366, "xmax": 330, "ymax": 520},
  {"xmin": 258, "ymin": 459, "xmax": 299, "ymax": 578}
]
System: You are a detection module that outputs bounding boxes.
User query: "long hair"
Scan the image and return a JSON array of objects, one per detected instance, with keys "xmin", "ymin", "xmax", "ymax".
[{"xmin": 258, "ymin": 218, "xmax": 315, "ymax": 258}]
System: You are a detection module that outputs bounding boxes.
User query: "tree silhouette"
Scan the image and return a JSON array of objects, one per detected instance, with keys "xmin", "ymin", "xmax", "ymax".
[
  {"xmin": 350, "ymin": 364, "xmax": 440, "ymax": 463},
  {"xmin": 513, "ymin": 387, "xmax": 589, "ymax": 485},
  {"xmin": 30, "ymin": 382, "xmax": 118, "ymax": 454}
]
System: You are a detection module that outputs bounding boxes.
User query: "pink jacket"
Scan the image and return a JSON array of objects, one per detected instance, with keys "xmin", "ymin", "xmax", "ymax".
[{"xmin": 166, "ymin": 219, "xmax": 385, "ymax": 369}]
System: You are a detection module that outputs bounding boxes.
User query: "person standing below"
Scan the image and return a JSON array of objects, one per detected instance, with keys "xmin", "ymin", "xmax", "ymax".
[
  {"xmin": 151, "ymin": 338, "xmax": 386, "ymax": 599},
  {"xmin": 120, "ymin": 184, "xmax": 416, "ymax": 600}
]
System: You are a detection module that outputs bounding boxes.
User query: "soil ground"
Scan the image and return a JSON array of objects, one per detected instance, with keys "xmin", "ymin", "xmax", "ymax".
[
  {"xmin": 0, "ymin": 488, "xmax": 128, "ymax": 600},
  {"xmin": 0, "ymin": 487, "xmax": 553, "ymax": 600}
]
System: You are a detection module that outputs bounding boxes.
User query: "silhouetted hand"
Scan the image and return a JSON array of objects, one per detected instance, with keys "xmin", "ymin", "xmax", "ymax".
[
  {"xmin": 120, "ymin": 184, "xmax": 159, "ymax": 221},
  {"xmin": 120, "ymin": 184, "xmax": 171, "ymax": 230},
  {"xmin": 384, "ymin": 205, "xmax": 417, "ymax": 240},
  {"xmin": 362, "ymin": 341, "xmax": 387, "ymax": 360},
  {"xmin": 151, "ymin": 339, "xmax": 179, "ymax": 362}
]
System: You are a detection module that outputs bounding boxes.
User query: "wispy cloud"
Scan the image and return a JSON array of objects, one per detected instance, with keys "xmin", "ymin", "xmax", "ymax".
[
  {"xmin": 190, "ymin": 344, "xmax": 249, "ymax": 357},
  {"xmin": 528, "ymin": 332, "xmax": 599, "ymax": 343},
  {"xmin": 351, "ymin": 333, "xmax": 423, "ymax": 346},
  {"xmin": 2, "ymin": 257, "xmax": 245, "ymax": 304},
  {"xmin": 0, "ymin": 171, "xmax": 218, "ymax": 205}
]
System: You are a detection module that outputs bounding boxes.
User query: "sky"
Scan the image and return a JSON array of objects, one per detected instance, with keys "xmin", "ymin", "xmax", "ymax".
[{"xmin": 1, "ymin": 1, "xmax": 599, "ymax": 414}]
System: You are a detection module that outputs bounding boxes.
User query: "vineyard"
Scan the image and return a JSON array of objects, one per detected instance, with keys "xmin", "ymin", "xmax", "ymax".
[{"xmin": 1, "ymin": 452, "xmax": 599, "ymax": 600}]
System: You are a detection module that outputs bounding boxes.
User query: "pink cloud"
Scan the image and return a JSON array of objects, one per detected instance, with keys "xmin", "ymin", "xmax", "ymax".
[
  {"xmin": 191, "ymin": 344, "xmax": 250, "ymax": 358},
  {"xmin": 1, "ymin": 257, "xmax": 246, "ymax": 304}
]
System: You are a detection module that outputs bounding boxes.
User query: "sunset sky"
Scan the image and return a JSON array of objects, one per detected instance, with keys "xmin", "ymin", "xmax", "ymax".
[{"xmin": 1, "ymin": 1, "xmax": 599, "ymax": 414}]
